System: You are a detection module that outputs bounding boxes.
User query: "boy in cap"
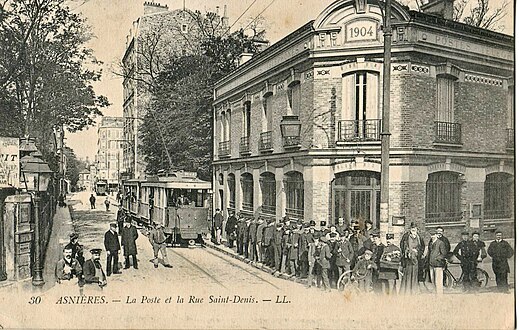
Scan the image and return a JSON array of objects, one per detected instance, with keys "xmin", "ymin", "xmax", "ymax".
[
  {"xmin": 352, "ymin": 249, "xmax": 377, "ymax": 292},
  {"xmin": 427, "ymin": 231, "xmax": 448, "ymax": 294},
  {"xmin": 150, "ymin": 222, "xmax": 173, "ymax": 268}
]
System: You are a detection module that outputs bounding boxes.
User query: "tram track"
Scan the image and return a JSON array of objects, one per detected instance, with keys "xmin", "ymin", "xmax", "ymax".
[
  {"xmin": 168, "ymin": 248, "xmax": 228, "ymax": 290},
  {"xmin": 201, "ymin": 247, "xmax": 281, "ymax": 290}
]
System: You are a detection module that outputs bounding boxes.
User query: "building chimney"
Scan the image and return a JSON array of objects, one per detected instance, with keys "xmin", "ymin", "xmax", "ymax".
[
  {"xmin": 239, "ymin": 52, "xmax": 254, "ymax": 65},
  {"xmin": 421, "ymin": 0, "xmax": 454, "ymax": 20},
  {"xmin": 222, "ymin": 4, "xmax": 229, "ymax": 28},
  {"xmin": 143, "ymin": 1, "xmax": 169, "ymax": 15}
]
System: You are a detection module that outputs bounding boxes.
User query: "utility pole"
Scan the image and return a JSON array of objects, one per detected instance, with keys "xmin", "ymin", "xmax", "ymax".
[{"xmin": 379, "ymin": 0, "xmax": 392, "ymax": 234}]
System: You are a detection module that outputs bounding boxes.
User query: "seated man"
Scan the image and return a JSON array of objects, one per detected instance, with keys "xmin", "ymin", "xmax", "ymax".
[
  {"xmin": 83, "ymin": 248, "xmax": 107, "ymax": 290},
  {"xmin": 55, "ymin": 246, "xmax": 83, "ymax": 294}
]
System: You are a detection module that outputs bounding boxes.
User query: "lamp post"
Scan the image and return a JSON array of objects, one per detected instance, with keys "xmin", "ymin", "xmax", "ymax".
[
  {"xmin": 280, "ymin": 115, "xmax": 302, "ymax": 148},
  {"xmin": 379, "ymin": 0, "xmax": 392, "ymax": 234},
  {"xmin": 21, "ymin": 153, "xmax": 53, "ymax": 287}
]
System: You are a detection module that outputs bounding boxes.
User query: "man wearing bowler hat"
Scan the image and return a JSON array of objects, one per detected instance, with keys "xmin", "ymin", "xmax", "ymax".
[
  {"xmin": 121, "ymin": 218, "xmax": 139, "ymax": 269},
  {"xmin": 104, "ymin": 223, "xmax": 121, "ymax": 276}
]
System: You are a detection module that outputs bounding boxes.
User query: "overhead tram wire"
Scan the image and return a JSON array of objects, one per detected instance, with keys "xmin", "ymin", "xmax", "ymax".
[
  {"xmin": 225, "ymin": 0, "xmax": 259, "ymax": 35},
  {"xmin": 242, "ymin": 0, "xmax": 277, "ymax": 32}
]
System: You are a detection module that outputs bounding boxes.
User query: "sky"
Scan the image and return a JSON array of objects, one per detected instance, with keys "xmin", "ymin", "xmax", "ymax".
[{"xmin": 65, "ymin": 0, "xmax": 514, "ymax": 160}]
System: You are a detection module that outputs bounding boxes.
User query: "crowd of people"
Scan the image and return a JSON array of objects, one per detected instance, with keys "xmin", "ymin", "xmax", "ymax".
[
  {"xmin": 213, "ymin": 209, "xmax": 514, "ymax": 294},
  {"xmin": 54, "ymin": 202, "xmax": 175, "ymax": 294}
]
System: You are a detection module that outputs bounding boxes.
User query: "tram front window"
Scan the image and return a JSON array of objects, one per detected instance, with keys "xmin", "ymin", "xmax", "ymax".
[{"xmin": 167, "ymin": 189, "xmax": 205, "ymax": 207}]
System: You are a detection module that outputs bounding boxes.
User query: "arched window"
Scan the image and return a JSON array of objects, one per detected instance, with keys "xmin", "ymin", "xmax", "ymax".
[
  {"xmin": 284, "ymin": 171, "xmax": 304, "ymax": 220},
  {"xmin": 260, "ymin": 172, "xmax": 276, "ymax": 215},
  {"xmin": 227, "ymin": 174, "xmax": 236, "ymax": 210},
  {"xmin": 241, "ymin": 173, "xmax": 254, "ymax": 212},
  {"xmin": 484, "ymin": 173, "xmax": 513, "ymax": 219},
  {"xmin": 425, "ymin": 172, "xmax": 462, "ymax": 223},
  {"xmin": 287, "ymin": 81, "xmax": 301, "ymax": 116}
]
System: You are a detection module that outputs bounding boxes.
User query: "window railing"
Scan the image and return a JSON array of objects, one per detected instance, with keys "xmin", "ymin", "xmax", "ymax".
[
  {"xmin": 484, "ymin": 209, "xmax": 513, "ymax": 220},
  {"xmin": 283, "ymin": 136, "xmax": 301, "ymax": 147},
  {"xmin": 229, "ymin": 200, "xmax": 236, "ymax": 210},
  {"xmin": 218, "ymin": 141, "xmax": 230, "ymax": 157},
  {"xmin": 242, "ymin": 201, "xmax": 254, "ymax": 212},
  {"xmin": 425, "ymin": 212, "xmax": 463, "ymax": 223},
  {"xmin": 286, "ymin": 207, "xmax": 304, "ymax": 220},
  {"xmin": 259, "ymin": 131, "xmax": 273, "ymax": 151},
  {"xmin": 435, "ymin": 121, "xmax": 462, "ymax": 144},
  {"xmin": 262, "ymin": 204, "xmax": 276, "ymax": 215},
  {"xmin": 506, "ymin": 129, "xmax": 514, "ymax": 148},
  {"xmin": 240, "ymin": 136, "xmax": 251, "ymax": 154},
  {"xmin": 337, "ymin": 119, "xmax": 381, "ymax": 142}
]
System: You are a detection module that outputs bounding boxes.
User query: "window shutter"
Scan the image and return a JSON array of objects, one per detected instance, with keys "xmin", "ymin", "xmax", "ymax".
[
  {"xmin": 365, "ymin": 72, "xmax": 379, "ymax": 120},
  {"xmin": 342, "ymin": 74, "xmax": 356, "ymax": 120}
]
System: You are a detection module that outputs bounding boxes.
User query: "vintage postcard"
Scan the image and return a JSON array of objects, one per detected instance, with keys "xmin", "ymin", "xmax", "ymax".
[{"xmin": 0, "ymin": 0, "xmax": 515, "ymax": 329}]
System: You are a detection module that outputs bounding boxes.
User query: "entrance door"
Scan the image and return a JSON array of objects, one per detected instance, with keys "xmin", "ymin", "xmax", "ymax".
[{"xmin": 333, "ymin": 171, "xmax": 380, "ymax": 228}]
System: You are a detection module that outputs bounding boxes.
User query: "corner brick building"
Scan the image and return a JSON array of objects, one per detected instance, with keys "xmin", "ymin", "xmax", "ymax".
[{"xmin": 212, "ymin": 0, "xmax": 514, "ymax": 242}]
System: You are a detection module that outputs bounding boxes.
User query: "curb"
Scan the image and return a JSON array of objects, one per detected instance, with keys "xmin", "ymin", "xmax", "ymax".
[{"xmin": 203, "ymin": 240, "xmax": 307, "ymax": 286}]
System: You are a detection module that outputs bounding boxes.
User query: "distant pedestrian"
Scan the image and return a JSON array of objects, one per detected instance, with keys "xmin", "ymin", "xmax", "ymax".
[
  {"xmin": 104, "ymin": 223, "xmax": 121, "ymax": 276},
  {"xmin": 150, "ymin": 223, "xmax": 173, "ymax": 268},
  {"xmin": 58, "ymin": 194, "xmax": 67, "ymax": 207},
  {"xmin": 487, "ymin": 231, "xmax": 514, "ymax": 293},
  {"xmin": 213, "ymin": 209, "xmax": 223, "ymax": 245},
  {"xmin": 89, "ymin": 194, "xmax": 96, "ymax": 209},
  {"xmin": 65, "ymin": 232, "xmax": 85, "ymax": 267},
  {"xmin": 104, "ymin": 197, "xmax": 110, "ymax": 211},
  {"xmin": 116, "ymin": 205, "xmax": 125, "ymax": 234},
  {"xmin": 83, "ymin": 249, "xmax": 107, "ymax": 289},
  {"xmin": 121, "ymin": 219, "xmax": 139, "ymax": 269}
]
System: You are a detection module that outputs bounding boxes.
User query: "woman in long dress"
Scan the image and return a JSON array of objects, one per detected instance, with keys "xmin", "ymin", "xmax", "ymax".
[{"xmin": 399, "ymin": 223, "xmax": 425, "ymax": 294}]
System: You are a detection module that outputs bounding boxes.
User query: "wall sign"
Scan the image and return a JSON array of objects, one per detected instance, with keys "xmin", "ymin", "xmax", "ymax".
[
  {"xmin": 346, "ymin": 19, "xmax": 378, "ymax": 42},
  {"xmin": 0, "ymin": 137, "xmax": 19, "ymax": 188}
]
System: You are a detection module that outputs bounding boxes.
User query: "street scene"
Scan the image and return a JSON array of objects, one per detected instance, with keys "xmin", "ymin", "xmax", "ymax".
[{"xmin": 0, "ymin": 0, "xmax": 515, "ymax": 329}]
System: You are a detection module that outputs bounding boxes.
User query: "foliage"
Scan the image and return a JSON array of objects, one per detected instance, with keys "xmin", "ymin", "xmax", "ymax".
[
  {"xmin": 452, "ymin": 0, "xmax": 508, "ymax": 31},
  {"xmin": 63, "ymin": 146, "xmax": 82, "ymax": 187},
  {"xmin": 140, "ymin": 21, "xmax": 267, "ymax": 180},
  {"xmin": 0, "ymin": 0, "xmax": 108, "ymax": 158}
]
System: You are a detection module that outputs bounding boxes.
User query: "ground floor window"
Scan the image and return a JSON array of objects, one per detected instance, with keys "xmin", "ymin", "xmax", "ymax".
[
  {"xmin": 333, "ymin": 171, "xmax": 380, "ymax": 228},
  {"xmin": 484, "ymin": 173, "xmax": 514, "ymax": 219},
  {"xmin": 425, "ymin": 171, "xmax": 462, "ymax": 223},
  {"xmin": 241, "ymin": 173, "xmax": 254, "ymax": 212},
  {"xmin": 260, "ymin": 172, "xmax": 276, "ymax": 215},
  {"xmin": 227, "ymin": 174, "xmax": 236, "ymax": 210},
  {"xmin": 284, "ymin": 171, "xmax": 304, "ymax": 220}
]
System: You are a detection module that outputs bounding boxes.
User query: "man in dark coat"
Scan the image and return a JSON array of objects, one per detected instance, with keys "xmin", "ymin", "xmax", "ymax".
[
  {"xmin": 453, "ymin": 231, "xmax": 479, "ymax": 291},
  {"xmin": 248, "ymin": 219, "xmax": 258, "ymax": 261},
  {"xmin": 318, "ymin": 236, "xmax": 332, "ymax": 292},
  {"xmin": 89, "ymin": 194, "xmax": 96, "ymax": 209},
  {"xmin": 487, "ymin": 231, "xmax": 514, "ymax": 293},
  {"xmin": 427, "ymin": 231, "xmax": 448, "ymax": 294},
  {"xmin": 213, "ymin": 209, "xmax": 223, "ymax": 245},
  {"xmin": 243, "ymin": 218, "xmax": 251, "ymax": 259},
  {"xmin": 83, "ymin": 249, "xmax": 107, "ymax": 289},
  {"xmin": 273, "ymin": 223, "xmax": 284, "ymax": 272},
  {"xmin": 103, "ymin": 223, "xmax": 121, "ymax": 276},
  {"xmin": 225, "ymin": 211, "xmax": 238, "ymax": 248},
  {"xmin": 65, "ymin": 232, "xmax": 85, "ymax": 267},
  {"xmin": 236, "ymin": 216, "xmax": 245, "ymax": 255},
  {"xmin": 263, "ymin": 219, "xmax": 275, "ymax": 267},
  {"xmin": 121, "ymin": 219, "xmax": 139, "ymax": 269},
  {"xmin": 116, "ymin": 206, "xmax": 125, "ymax": 235},
  {"xmin": 255, "ymin": 218, "xmax": 266, "ymax": 264}
]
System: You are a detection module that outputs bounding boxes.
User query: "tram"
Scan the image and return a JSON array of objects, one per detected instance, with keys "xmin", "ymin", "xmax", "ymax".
[
  {"xmin": 95, "ymin": 179, "xmax": 108, "ymax": 196},
  {"xmin": 121, "ymin": 171, "xmax": 211, "ymax": 246}
]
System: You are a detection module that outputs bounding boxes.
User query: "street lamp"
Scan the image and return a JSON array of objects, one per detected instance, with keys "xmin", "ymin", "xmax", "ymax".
[
  {"xmin": 21, "ymin": 153, "xmax": 53, "ymax": 287},
  {"xmin": 280, "ymin": 115, "xmax": 302, "ymax": 148}
]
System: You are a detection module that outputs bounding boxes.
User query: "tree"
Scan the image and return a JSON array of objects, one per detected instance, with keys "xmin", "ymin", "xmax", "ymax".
[
  {"xmin": 453, "ymin": 0, "xmax": 508, "ymax": 31},
  {"xmin": 0, "ymin": 0, "xmax": 108, "ymax": 156},
  {"xmin": 140, "ymin": 27, "xmax": 267, "ymax": 180}
]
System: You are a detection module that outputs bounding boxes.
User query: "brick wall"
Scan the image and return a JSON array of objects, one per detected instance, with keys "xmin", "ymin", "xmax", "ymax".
[{"xmin": 310, "ymin": 78, "xmax": 342, "ymax": 148}]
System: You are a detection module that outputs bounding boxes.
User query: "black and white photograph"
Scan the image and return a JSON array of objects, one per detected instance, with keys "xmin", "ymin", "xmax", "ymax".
[{"xmin": 0, "ymin": 0, "xmax": 515, "ymax": 328}]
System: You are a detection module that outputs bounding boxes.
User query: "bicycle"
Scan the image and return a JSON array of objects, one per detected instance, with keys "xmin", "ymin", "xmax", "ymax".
[
  {"xmin": 337, "ymin": 270, "xmax": 368, "ymax": 293},
  {"xmin": 444, "ymin": 258, "xmax": 489, "ymax": 289}
]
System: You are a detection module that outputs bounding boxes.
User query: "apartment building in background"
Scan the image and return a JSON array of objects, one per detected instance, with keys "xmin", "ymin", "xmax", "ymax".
[{"xmin": 96, "ymin": 117, "xmax": 125, "ymax": 191}]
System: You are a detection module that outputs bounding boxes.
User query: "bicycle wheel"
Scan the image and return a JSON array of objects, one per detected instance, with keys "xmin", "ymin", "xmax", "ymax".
[
  {"xmin": 337, "ymin": 271, "xmax": 353, "ymax": 291},
  {"xmin": 443, "ymin": 270, "xmax": 454, "ymax": 289},
  {"xmin": 475, "ymin": 268, "xmax": 489, "ymax": 288}
]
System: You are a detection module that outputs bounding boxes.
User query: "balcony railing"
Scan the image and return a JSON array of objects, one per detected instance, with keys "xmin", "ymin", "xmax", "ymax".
[
  {"xmin": 240, "ymin": 136, "xmax": 251, "ymax": 154},
  {"xmin": 435, "ymin": 121, "xmax": 462, "ymax": 144},
  {"xmin": 337, "ymin": 119, "xmax": 381, "ymax": 142},
  {"xmin": 261, "ymin": 204, "xmax": 276, "ymax": 215},
  {"xmin": 242, "ymin": 201, "xmax": 254, "ymax": 212},
  {"xmin": 218, "ymin": 141, "xmax": 230, "ymax": 157},
  {"xmin": 484, "ymin": 209, "xmax": 513, "ymax": 220},
  {"xmin": 283, "ymin": 136, "xmax": 301, "ymax": 148},
  {"xmin": 259, "ymin": 131, "xmax": 273, "ymax": 151},
  {"xmin": 506, "ymin": 128, "xmax": 514, "ymax": 149},
  {"xmin": 425, "ymin": 211, "xmax": 463, "ymax": 224},
  {"xmin": 286, "ymin": 207, "xmax": 304, "ymax": 220}
]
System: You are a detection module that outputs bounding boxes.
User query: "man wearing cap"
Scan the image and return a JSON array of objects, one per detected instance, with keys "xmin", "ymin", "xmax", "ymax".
[
  {"xmin": 121, "ymin": 219, "xmax": 139, "ymax": 269},
  {"xmin": 213, "ymin": 209, "xmax": 223, "ymax": 245},
  {"xmin": 318, "ymin": 235, "xmax": 332, "ymax": 292},
  {"xmin": 255, "ymin": 218, "xmax": 266, "ymax": 264},
  {"xmin": 487, "ymin": 231, "xmax": 514, "ymax": 293},
  {"xmin": 225, "ymin": 210, "xmax": 238, "ymax": 248},
  {"xmin": 453, "ymin": 231, "xmax": 479, "ymax": 291},
  {"xmin": 307, "ymin": 233, "xmax": 320, "ymax": 288},
  {"xmin": 273, "ymin": 223, "xmax": 284, "ymax": 272},
  {"xmin": 65, "ymin": 232, "xmax": 85, "ymax": 267},
  {"xmin": 427, "ymin": 231, "xmax": 448, "ymax": 294},
  {"xmin": 371, "ymin": 232, "xmax": 385, "ymax": 292},
  {"xmin": 55, "ymin": 246, "xmax": 83, "ymax": 291},
  {"xmin": 104, "ymin": 223, "xmax": 121, "ymax": 276},
  {"xmin": 83, "ymin": 249, "xmax": 107, "ymax": 289},
  {"xmin": 150, "ymin": 222, "xmax": 173, "ymax": 268},
  {"xmin": 263, "ymin": 219, "xmax": 275, "ymax": 267},
  {"xmin": 298, "ymin": 224, "xmax": 311, "ymax": 278}
]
